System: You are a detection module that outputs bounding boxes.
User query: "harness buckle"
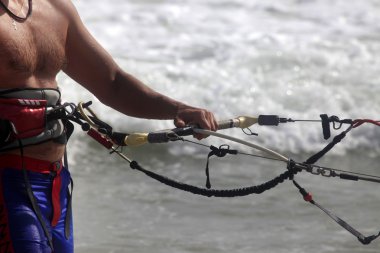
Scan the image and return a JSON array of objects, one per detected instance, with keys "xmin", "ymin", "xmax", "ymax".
[{"xmin": 50, "ymin": 161, "xmax": 62, "ymax": 177}]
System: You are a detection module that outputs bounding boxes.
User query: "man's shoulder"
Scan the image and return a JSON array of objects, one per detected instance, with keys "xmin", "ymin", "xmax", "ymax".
[{"xmin": 50, "ymin": 0, "xmax": 79, "ymax": 19}]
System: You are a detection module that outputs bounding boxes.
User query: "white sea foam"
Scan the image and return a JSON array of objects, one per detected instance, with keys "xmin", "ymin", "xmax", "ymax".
[
  {"xmin": 66, "ymin": 2, "xmax": 380, "ymax": 253},
  {"xmin": 62, "ymin": 0, "xmax": 380, "ymax": 154}
]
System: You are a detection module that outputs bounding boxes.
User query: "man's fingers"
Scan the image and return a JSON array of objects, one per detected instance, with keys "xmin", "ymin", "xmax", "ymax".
[
  {"xmin": 174, "ymin": 104, "xmax": 217, "ymax": 139},
  {"xmin": 195, "ymin": 110, "xmax": 217, "ymax": 131}
]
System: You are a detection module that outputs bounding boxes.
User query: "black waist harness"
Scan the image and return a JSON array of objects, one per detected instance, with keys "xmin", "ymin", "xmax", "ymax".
[{"xmin": 0, "ymin": 88, "xmax": 70, "ymax": 151}]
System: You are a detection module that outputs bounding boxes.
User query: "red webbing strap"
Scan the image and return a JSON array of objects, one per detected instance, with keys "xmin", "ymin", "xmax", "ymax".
[
  {"xmin": 0, "ymin": 154, "xmax": 63, "ymax": 226},
  {"xmin": 51, "ymin": 162, "xmax": 63, "ymax": 227},
  {"xmin": 0, "ymin": 154, "xmax": 53, "ymax": 173}
]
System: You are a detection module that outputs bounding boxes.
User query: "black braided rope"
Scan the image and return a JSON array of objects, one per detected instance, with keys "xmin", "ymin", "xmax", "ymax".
[{"xmin": 129, "ymin": 160, "xmax": 300, "ymax": 197}]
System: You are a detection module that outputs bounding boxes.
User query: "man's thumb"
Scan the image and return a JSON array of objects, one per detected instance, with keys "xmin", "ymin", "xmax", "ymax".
[{"xmin": 174, "ymin": 117, "xmax": 186, "ymax": 128}]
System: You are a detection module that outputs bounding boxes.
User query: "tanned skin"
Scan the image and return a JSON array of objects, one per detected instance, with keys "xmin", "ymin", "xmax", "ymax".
[{"xmin": 0, "ymin": 0, "xmax": 217, "ymax": 162}]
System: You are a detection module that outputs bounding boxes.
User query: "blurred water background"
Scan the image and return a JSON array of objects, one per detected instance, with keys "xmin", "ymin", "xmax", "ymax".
[{"xmin": 58, "ymin": 0, "xmax": 380, "ymax": 252}]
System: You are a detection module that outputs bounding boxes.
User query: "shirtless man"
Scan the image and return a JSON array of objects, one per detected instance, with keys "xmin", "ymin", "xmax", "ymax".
[{"xmin": 0, "ymin": 0, "xmax": 217, "ymax": 252}]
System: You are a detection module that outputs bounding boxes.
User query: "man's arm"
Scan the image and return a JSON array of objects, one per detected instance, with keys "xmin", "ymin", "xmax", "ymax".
[{"xmin": 62, "ymin": 2, "xmax": 217, "ymax": 132}]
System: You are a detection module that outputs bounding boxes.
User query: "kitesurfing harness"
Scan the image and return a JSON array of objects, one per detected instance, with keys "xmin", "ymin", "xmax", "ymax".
[
  {"xmin": 0, "ymin": 88, "xmax": 70, "ymax": 150},
  {"xmin": 0, "ymin": 88, "xmax": 74, "ymax": 250}
]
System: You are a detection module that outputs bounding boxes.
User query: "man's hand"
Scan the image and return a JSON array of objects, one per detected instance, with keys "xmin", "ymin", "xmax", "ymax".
[{"xmin": 174, "ymin": 104, "xmax": 218, "ymax": 140}]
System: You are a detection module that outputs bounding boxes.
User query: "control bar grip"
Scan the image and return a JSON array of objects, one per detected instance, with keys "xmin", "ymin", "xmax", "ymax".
[{"xmin": 147, "ymin": 126, "xmax": 194, "ymax": 143}]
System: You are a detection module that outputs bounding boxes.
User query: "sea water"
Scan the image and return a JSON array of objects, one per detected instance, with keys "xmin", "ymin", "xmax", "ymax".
[{"xmin": 59, "ymin": 0, "xmax": 380, "ymax": 252}]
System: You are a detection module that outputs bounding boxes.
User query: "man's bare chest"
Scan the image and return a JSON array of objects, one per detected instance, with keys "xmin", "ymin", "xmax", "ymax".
[{"xmin": 0, "ymin": 2, "xmax": 68, "ymax": 77}]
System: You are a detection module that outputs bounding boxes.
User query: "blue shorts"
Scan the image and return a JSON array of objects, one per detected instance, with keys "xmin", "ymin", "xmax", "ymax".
[{"xmin": 0, "ymin": 157, "xmax": 73, "ymax": 253}]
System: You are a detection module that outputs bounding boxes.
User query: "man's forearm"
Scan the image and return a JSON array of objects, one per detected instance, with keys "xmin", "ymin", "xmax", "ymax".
[{"xmin": 98, "ymin": 69, "xmax": 182, "ymax": 120}]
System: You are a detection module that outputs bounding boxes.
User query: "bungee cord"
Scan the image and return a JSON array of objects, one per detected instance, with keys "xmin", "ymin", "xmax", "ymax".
[{"xmin": 51, "ymin": 101, "xmax": 380, "ymax": 245}]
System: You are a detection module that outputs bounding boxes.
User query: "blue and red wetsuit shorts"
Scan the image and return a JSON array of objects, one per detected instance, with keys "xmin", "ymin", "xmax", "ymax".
[{"xmin": 0, "ymin": 154, "xmax": 73, "ymax": 253}]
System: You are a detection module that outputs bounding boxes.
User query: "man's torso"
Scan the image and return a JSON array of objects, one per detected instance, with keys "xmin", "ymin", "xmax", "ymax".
[{"xmin": 0, "ymin": 0, "xmax": 70, "ymax": 161}]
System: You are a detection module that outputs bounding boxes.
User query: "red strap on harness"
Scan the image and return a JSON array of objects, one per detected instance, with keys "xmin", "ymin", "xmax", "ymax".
[
  {"xmin": 0, "ymin": 98, "xmax": 47, "ymax": 139},
  {"xmin": 0, "ymin": 154, "xmax": 63, "ymax": 226},
  {"xmin": 50, "ymin": 161, "xmax": 63, "ymax": 227}
]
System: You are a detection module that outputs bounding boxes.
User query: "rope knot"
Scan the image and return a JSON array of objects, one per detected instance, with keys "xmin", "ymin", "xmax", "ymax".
[
  {"xmin": 286, "ymin": 159, "xmax": 300, "ymax": 180},
  {"xmin": 205, "ymin": 145, "xmax": 238, "ymax": 189},
  {"xmin": 209, "ymin": 144, "xmax": 237, "ymax": 158}
]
